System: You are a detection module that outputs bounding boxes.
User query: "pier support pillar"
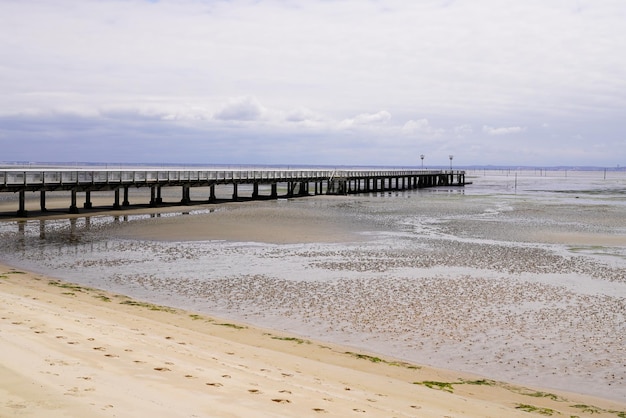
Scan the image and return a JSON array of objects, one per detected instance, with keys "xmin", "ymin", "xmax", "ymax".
[
  {"xmin": 271, "ymin": 183, "xmax": 277, "ymax": 198},
  {"xmin": 181, "ymin": 185, "xmax": 191, "ymax": 205},
  {"xmin": 123, "ymin": 187, "xmax": 130, "ymax": 206},
  {"xmin": 252, "ymin": 183, "xmax": 259, "ymax": 198},
  {"xmin": 317, "ymin": 181, "xmax": 324, "ymax": 195},
  {"xmin": 113, "ymin": 189, "xmax": 121, "ymax": 209},
  {"xmin": 209, "ymin": 184, "xmax": 216, "ymax": 202},
  {"xmin": 40, "ymin": 190, "xmax": 47, "ymax": 212},
  {"xmin": 299, "ymin": 182, "xmax": 308, "ymax": 196},
  {"xmin": 287, "ymin": 182, "xmax": 294, "ymax": 198},
  {"xmin": 17, "ymin": 190, "xmax": 27, "ymax": 217},
  {"xmin": 149, "ymin": 186, "xmax": 155, "ymax": 206},
  {"xmin": 156, "ymin": 186, "xmax": 163, "ymax": 204},
  {"xmin": 69, "ymin": 190, "xmax": 79, "ymax": 214},
  {"xmin": 84, "ymin": 191, "xmax": 92, "ymax": 209},
  {"xmin": 232, "ymin": 183, "xmax": 238, "ymax": 201}
]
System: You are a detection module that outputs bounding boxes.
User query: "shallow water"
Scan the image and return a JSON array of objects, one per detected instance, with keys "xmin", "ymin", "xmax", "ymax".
[{"xmin": 1, "ymin": 169, "xmax": 626, "ymax": 401}]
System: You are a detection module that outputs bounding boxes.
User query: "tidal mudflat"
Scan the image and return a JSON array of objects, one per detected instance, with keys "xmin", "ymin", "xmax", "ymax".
[{"xmin": 1, "ymin": 170, "xmax": 625, "ymax": 402}]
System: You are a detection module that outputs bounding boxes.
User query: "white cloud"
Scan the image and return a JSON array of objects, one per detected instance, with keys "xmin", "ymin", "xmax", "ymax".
[
  {"xmin": 453, "ymin": 124, "xmax": 473, "ymax": 137},
  {"xmin": 213, "ymin": 97, "xmax": 265, "ymax": 121},
  {"xmin": 284, "ymin": 107, "xmax": 325, "ymax": 124},
  {"xmin": 402, "ymin": 118, "xmax": 443, "ymax": 137},
  {"xmin": 482, "ymin": 125, "xmax": 526, "ymax": 136},
  {"xmin": 340, "ymin": 111, "xmax": 391, "ymax": 128}
]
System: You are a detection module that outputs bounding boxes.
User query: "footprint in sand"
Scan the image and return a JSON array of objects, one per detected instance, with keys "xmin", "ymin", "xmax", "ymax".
[
  {"xmin": 64, "ymin": 387, "xmax": 82, "ymax": 397},
  {"xmin": 206, "ymin": 382, "xmax": 223, "ymax": 387},
  {"xmin": 248, "ymin": 389, "xmax": 261, "ymax": 394},
  {"xmin": 271, "ymin": 399, "xmax": 291, "ymax": 404},
  {"xmin": 5, "ymin": 402, "xmax": 27, "ymax": 410}
]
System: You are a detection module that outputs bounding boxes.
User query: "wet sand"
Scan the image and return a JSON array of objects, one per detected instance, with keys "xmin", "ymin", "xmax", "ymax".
[{"xmin": 113, "ymin": 198, "xmax": 367, "ymax": 244}]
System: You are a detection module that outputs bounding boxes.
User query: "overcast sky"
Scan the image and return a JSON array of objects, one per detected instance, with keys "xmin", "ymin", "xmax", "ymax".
[{"xmin": 1, "ymin": 0, "xmax": 625, "ymax": 167}]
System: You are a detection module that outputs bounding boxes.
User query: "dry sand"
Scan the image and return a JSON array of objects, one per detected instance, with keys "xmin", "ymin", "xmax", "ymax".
[{"xmin": 2, "ymin": 264, "xmax": 625, "ymax": 417}]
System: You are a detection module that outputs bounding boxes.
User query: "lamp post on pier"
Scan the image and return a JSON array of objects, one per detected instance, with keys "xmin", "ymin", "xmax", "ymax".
[
  {"xmin": 420, "ymin": 154, "xmax": 424, "ymax": 169},
  {"xmin": 449, "ymin": 155, "xmax": 454, "ymax": 170}
]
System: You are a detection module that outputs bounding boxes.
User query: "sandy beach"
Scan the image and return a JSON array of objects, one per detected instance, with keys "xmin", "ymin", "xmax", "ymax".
[
  {"xmin": 3, "ymin": 263, "xmax": 626, "ymax": 417},
  {"xmin": 2, "ymin": 173, "xmax": 626, "ymax": 416}
]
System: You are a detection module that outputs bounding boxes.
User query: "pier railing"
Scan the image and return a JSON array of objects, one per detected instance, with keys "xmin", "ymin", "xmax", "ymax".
[{"xmin": 1, "ymin": 169, "xmax": 457, "ymax": 189}]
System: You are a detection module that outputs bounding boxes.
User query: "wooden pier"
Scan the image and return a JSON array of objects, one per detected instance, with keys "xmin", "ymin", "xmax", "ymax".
[{"xmin": 0, "ymin": 168, "xmax": 467, "ymax": 217}]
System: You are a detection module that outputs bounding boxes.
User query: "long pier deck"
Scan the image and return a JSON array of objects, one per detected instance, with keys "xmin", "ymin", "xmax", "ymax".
[{"xmin": 0, "ymin": 168, "xmax": 467, "ymax": 217}]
